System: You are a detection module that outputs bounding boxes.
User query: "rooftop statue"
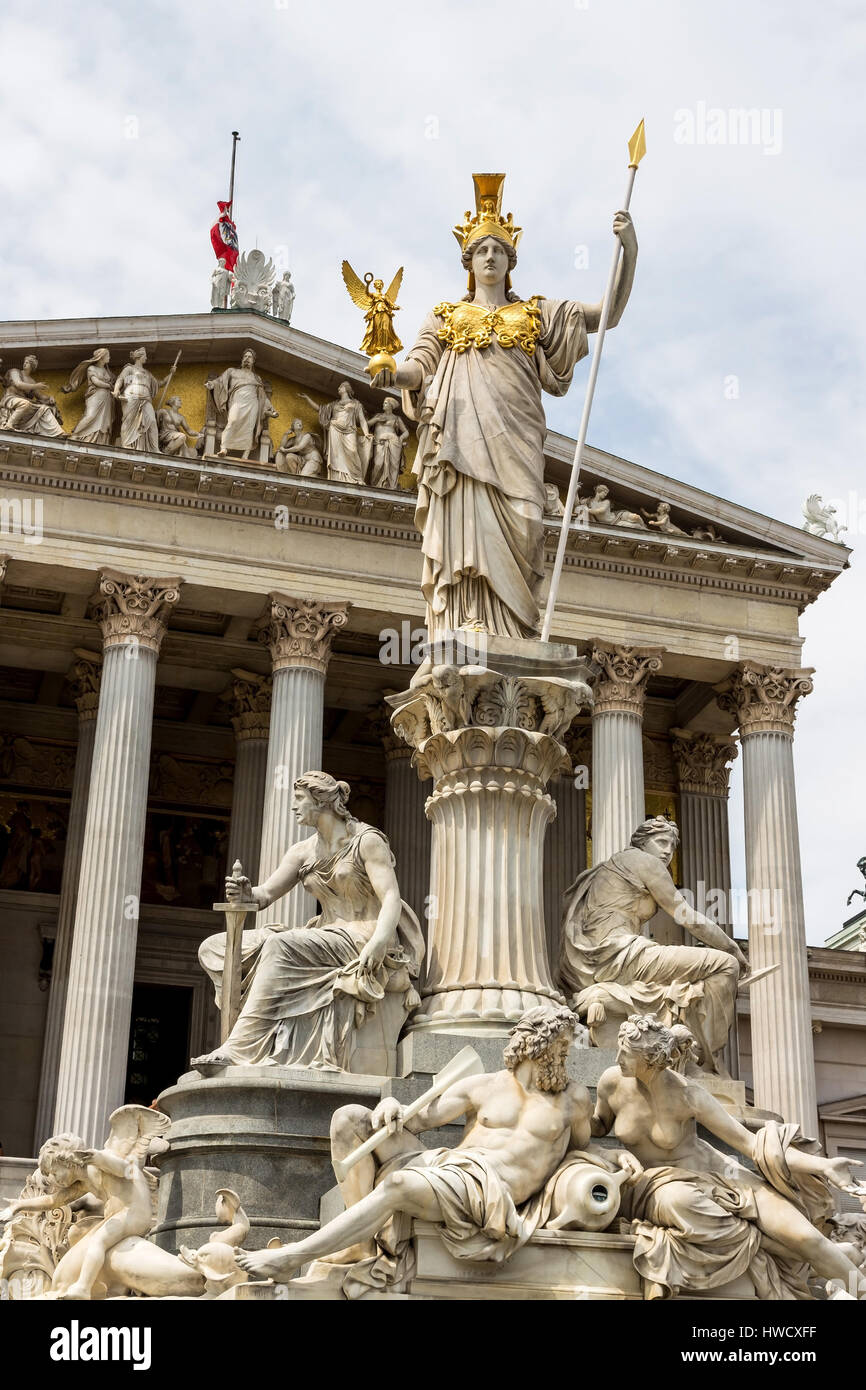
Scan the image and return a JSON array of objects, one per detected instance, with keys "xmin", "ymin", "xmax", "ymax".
[
  {"xmin": 272, "ymin": 271, "xmax": 295, "ymax": 323},
  {"xmin": 210, "ymin": 257, "xmax": 232, "ymax": 310},
  {"xmin": 0, "ymin": 356, "xmax": 66, "ymax": 438},
  {"xmin": 61, "ymin": 349, "xmax": 115, "ymax": 445},
  {"xmin": 370, "ymin": 173, "xmax": 637, "ymax": 641},
  {"xmin": 847, "ymin": 855, "xmax": 866, "ymax": 908},
  {"xmin": 560, "ymin": 816, "xmax": 746, "ymax": 1074},
  {"xmin": 231, "ymin": 248, "xmax": 276, "ymax": 311},
  {"xmin": 802, "ymin": 493, "xmax": 846, "ymax": 542}
]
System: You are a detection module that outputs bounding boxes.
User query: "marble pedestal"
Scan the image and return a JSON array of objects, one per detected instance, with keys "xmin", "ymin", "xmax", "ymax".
[
  {"xmin": 388, "ymin": 635, "xmax": 593, "ymax": 1035},
  {"xmin": 153, "ymin": 1066, "xmax": 385, "ymax": 1252}
]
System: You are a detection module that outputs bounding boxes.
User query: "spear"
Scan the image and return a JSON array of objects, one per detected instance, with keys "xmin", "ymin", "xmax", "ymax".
[
  {"xmin": 155, "ymin": 350, "xmax": 183, "ymax": 413},
  {"xmin": 540, "ymin": 120, "xmax": 647, "ymax": 643}
]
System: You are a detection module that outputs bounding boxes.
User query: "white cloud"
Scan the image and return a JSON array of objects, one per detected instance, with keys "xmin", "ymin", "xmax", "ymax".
[{"xmin": 1, "ymin": 0, "xmax": 863, "ymax": 941}]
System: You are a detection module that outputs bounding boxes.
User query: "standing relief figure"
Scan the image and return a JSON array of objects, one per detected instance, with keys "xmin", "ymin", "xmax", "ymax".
[
  {"xmin": 368, "ymin": 398, "xmax": 409, "ymax": 489},
  {"xmin": 369, "ymin": 173, "xmax": 638, "ymax": 641},
  {"xmin": 207, "ymin": 349, "xmax": 275, "ymax": 460},
  {"xmin": 61, "ymin": 349, "xmax": 115, "ymax": 445},
  {"xmin": 112, "ymin": 348, "xmax": 170, "ymax": 453},
  {"xmin": 309, "ymin": 383, "xmax": 372, "ymax": 484}
]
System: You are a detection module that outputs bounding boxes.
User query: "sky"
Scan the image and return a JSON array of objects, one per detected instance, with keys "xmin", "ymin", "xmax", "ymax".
[{"xmin": 1, "ymin": 0, "xmax": 864, "ymax": 944}]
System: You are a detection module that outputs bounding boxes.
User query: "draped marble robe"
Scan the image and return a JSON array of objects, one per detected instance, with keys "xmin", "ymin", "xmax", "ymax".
[{"xmin": 401, "ymin": 298, "xmax": 587, "ymax": 639}]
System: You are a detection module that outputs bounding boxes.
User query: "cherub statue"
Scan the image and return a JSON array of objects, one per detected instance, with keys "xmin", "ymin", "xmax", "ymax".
[
  {"xmin": 538, "ymin": 677, "xmax": 592, "ymax": 740},
  {"xmin": 341, "ymin": 262, "xmax": 404, "ymax": 375},
  {"xmin": 847, "ymin": 856, "xmax": 866, "ymax": 908},
  {"xmin": 641, "ymin": 501, "xmax": 688, "ymax": 536},
  {"xmin": 0, "ymin": 1105, "xmax": 168, "ymax": 1300},
  {"xmin": 802, "ymin": 494, "xmax": 846, "ymax": 541}
]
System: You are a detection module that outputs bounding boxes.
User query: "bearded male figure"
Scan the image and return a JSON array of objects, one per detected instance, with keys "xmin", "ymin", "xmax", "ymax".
[
  {"xmin": 237, "ymin": 1005, "xmax": 640, "ymax": 1288},
  {"xmin": 371, "ymin": 174, "xmax": 637, "ymax": 641}
]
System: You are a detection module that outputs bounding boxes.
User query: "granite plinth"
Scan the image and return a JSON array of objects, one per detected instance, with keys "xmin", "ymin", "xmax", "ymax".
[{"xmin": 153, "ymin": 1065, "xmax": 385, "ymax": 1252}]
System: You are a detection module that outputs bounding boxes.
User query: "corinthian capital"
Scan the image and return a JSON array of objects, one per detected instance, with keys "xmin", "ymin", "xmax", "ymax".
[
  {"xmin": 261, "ymin": 594, "xmax": 350, "ymax": 673},
  {"xmin": 589, "ymin": 642, "xmax": 663, "ymax": 716},
  {"xmin": 671, "ymin": 728, "xmax": 738, "ymax": 795},
  {"xmin": 227, "ymin": 667, "xmax": 272, "ymax": 740},
  {"xmin": 95, "ymin": 569, "xmax": 181, "ymax": 654},
  {"xmin": 69, "ymin": 648, "xmax": 103, "ymax": 721},
  {"xmin": 716, "ymin": 662, "xmax": 814, "ymax": 737}
]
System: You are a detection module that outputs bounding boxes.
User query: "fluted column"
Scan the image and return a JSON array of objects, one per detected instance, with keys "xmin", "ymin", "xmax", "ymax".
[
  {"xmin": 672, "ymin": 727, "xmax": 740, "ymax": 1076},
  {"xmin": 32, "ymin": 650, "xmax": 103, "ymax": 1150},
  {"xmin": 390, "ymin": 657, "xmax": 591, "ymax": 1031},
  {"xmin": 544, "ymin": 724, "xmax": 590, "ymax": 970},
  {"xmin": 381, "ymin": 721, "xmax": 431, "ymax": 930},
  {"xmin": 54, "ymin": 571, "xmax": 181, "ymax": 1144},
  {"xmin": 718, "ymin": 663, "xmax": 817, "ymax": 1132},
  {"xmin": 226, "ymin": 668, "xmax": 272, "ymax": 876},
  {"xmin": 590, "ymin": 644, "xmax": 663, "ymax": 861},
  {"xmin": 256, "ymin": 596, "xmax": 350, "ymax": 927}
]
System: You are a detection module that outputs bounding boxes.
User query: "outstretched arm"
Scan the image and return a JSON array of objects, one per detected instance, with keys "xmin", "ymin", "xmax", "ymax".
[
  {"xmin": 639, "ymin": 855, "xmax": 748, "ymax": 967},
  {"xmin": 1, "ymin": 1182, "xmax": 83, "ymax": 1218},
  {"xmin": 581, "ymin": 211, "xmax": 638, "ymax": 332}
]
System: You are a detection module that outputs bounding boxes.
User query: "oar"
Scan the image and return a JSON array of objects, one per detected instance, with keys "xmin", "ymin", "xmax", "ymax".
[
  {"xmin": 332, "ymin": 1044, "xmax": 483, "ymax": 1183},
  {"xmin": 737, "ymin": 962, "xmax": 780, "ymax": 991}
]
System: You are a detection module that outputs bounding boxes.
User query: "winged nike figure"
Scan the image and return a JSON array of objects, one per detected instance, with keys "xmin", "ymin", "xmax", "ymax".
[{"xmin": 341, "ymin": 260, "xmax": 404, "ymax": 362}]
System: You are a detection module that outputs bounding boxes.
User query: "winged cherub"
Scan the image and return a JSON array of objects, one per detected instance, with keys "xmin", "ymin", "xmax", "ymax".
[
  {"xmin": 0, "ymin": 1105, "xmax": 169, "ymax": 1300},
  {"xmin": 341, "ymin": 262, "xmax": 404, "ymax": 374}
]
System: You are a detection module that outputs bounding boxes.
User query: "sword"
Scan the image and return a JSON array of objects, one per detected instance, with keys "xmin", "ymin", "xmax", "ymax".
[{"xmin": 737, "ymin": 962, "xmax": 780, "ymax": 991}]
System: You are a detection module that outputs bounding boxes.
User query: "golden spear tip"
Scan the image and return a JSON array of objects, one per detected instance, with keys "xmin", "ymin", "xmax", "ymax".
[{"xmin": 628, "ymin": 119, "xmax": 647, "ymax": 168}]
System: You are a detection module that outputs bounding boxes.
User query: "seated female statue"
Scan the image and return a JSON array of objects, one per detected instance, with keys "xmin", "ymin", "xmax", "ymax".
[
  {"xmin": 193, "ymin": 772, "xmax": 424, "ymax": 1073},
  {"xmin": 593, "ymin": 1013, "xmax": 865, "ymax": 1300}
]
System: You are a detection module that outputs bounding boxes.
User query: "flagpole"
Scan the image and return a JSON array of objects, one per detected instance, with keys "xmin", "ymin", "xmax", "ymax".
[
  {"xmin": 540, "ymin": 120, "xmax": 646, "ymax": 644},
  {"xmin": 228, "ymin": 131, "xmax": 240, "ymax": 211}
]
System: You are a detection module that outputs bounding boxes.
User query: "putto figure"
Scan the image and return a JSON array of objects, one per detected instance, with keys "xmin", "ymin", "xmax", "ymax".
[
  {"xmin": 236, "ymin": 1004, "xmax": 639, "ymax": 1289},
  {"xmin": 371, "ymin": 173, "xmax": 638, "ymax": 640},
  {"xmin": 560, "ymin": 817, "xmax": 746, "ymax": 1073}
]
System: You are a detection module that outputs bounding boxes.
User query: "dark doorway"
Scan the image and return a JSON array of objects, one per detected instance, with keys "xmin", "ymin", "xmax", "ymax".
[{"xmin": 125, "ymin": 983, "xmax": 193, "ymax": 1107}]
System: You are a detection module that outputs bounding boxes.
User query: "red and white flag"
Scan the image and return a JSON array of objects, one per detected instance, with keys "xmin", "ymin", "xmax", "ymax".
[{"xmin": 210, "ymin": 200, "xmax": 239, "ymax": 271}]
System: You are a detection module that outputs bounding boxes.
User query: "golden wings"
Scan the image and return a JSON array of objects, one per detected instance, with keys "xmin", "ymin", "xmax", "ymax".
[{"xmin": 341, "ymin": 260, "xmax": 403, "ymax": 310}]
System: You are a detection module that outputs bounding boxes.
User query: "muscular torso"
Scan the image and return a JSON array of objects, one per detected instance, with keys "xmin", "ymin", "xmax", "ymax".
[{"xmin": 440, "ymin": 1072, "xmax": 591, "ymax": 1205}]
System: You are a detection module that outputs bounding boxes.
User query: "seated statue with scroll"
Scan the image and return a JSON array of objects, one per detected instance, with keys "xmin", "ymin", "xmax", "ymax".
[
  {"xmin": 192, "ymin": 772, "xmax": 424, "ymax": 1075},
  {"xmin": 559, "ymin": 817, "xmax": 747, "ymax": 1074},
  {"xmin": 236, "ymin": 1005, "xmax": 641, "ymax": 1293}
]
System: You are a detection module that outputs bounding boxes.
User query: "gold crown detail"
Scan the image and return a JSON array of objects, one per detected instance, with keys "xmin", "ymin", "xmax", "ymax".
[{"xmin": 452, "ymin": 174, "xmax": 522, "ymax": 253}]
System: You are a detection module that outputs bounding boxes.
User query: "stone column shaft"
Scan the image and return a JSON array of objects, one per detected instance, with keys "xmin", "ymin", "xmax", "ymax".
[
  {"xmin": 673, "ymin": 729, "xmax": 739, "ymax": 1076},
  {"xmin": 390, "ymin": 652, "xmax": 592, "ymax": 1032},
  {"xmin": 383, "ymin": 742, "xmax": 431, "ymax": 931},
  {"xmin": 719, "ymin": 664, "xmax": 817, "ymax": 1132},
  {"xmin": 226, "ymin": 669, "xmax": 271, "ymax": 878},
  {"xmin": 54, "ymin": 571, "xmax": 180, "ymax": 1145},
  {"xmin": 256, "ymin": 596, "xmax": 349, "ymax": 928},
  {"xmin": 544, "ymin": 732, "xmax": 588, "ymax": 972},
  {"xmin": 33, "ymin": 652, "xmax": 102, "ymax": 1150},
  {"xmin": 590, "ymin": 645, "xmax": 662, "ymax": 862}
]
